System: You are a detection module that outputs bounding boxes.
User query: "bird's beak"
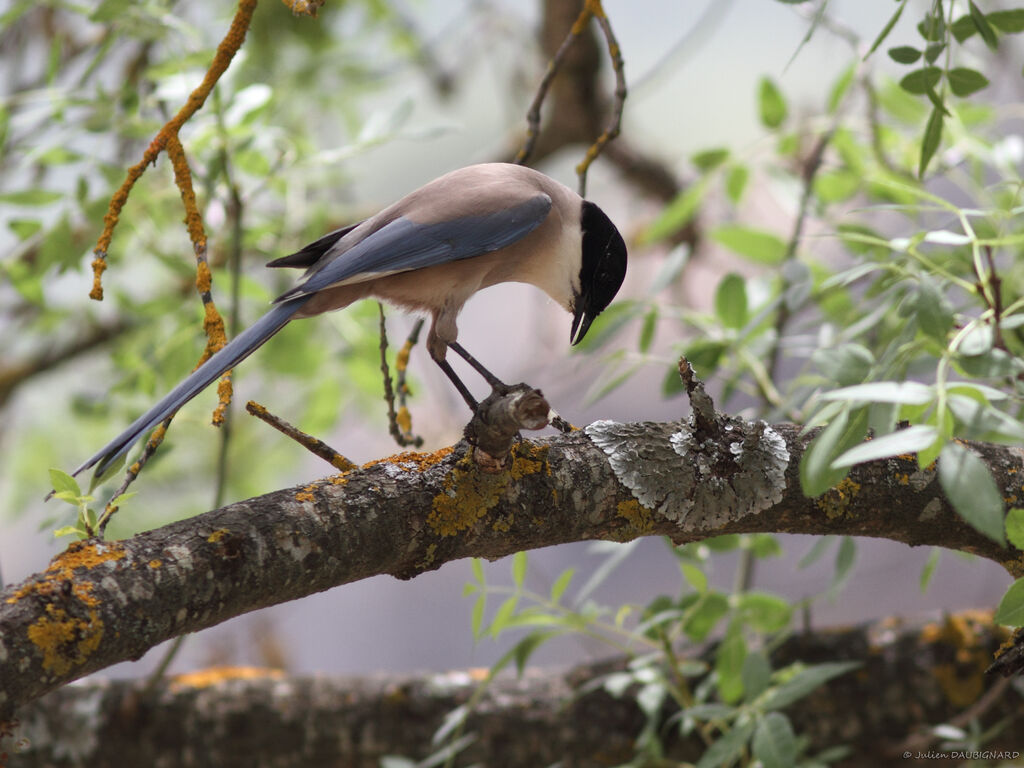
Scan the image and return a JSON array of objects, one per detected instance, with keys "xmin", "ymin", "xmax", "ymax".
[{"xmin": 570, "ymin": 306, "xmax": 594, "ymax": 346}]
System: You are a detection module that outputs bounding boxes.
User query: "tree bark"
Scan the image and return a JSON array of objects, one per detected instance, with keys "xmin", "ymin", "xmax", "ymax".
[
  {"xmin": 2, "ymin": 415, "xmax": 1021, "ymax": 721},
  {"xmin": 3, "ymin": 613, "xmax": 1018, "ymax": 767}
]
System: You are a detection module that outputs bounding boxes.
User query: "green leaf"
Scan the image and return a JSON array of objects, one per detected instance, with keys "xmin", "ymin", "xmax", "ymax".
[
  {"xmin": 49, "ymin": 468, "xmax": 81, "ymax": 498},
  {"xmin": 811, "ymin": 344, "xmax": 874, "ymax": 387},
  {"xmin": 1007, "ymin": 509, "xmax": 1024, "ymax": 551},
  {"xmin": 471, "ymin": 557, "xmax": 485, "ymax": 587},
  {"xmin": 684, "ymin": 591, "xmax": 730, "ymax": 641},
  {"xmin": 512, "ymin": 631, "xmax": 556, "ymax": 677},
  {"xmin": 988, "ymin": 9, "xmax": 1024, "ymax": 33},
  {"xmin": 865, "ymin": 0, "xmax": 907, "ymax": 58},
  {"xmin": 923, "ymin": 42, "xmax": 946, "ymax": 64},
  {"xmin": 887, "ymin": 45, "xmax": 921, "ymax": 64},
  {"xmin": 742, "ymin": 651, "xmax": 772, "ymax": 701},
  {"xmin": 827, "ymin": 63, "xmax": 856, "ymax": 113},
  {"xmin": 831, "ymin": 425, "xmax": 938, "ymax": 468},
  {"xmin": 798, "ymin": 536, "xmax": 833, "ymax": 569},
  {"xmin": 549, "ymin": 567, "xmax": 574, "ymax": 603},
  {"xmin": 919, "ymin": 104, "xmax": 944, "ymax": 177},
  {"xmin": 648, "ymin": 245, "xmax": 690, "ymax": 295},
  {"xmin": 920, "ymin": 548, "xmax": 941, "ymax": 593},
  {"xmin": 645, "ymin": 180, "xmax": 707, "ymax": 242},
  {"xmin": 947, "ymin": 67, "xmax": 989, "ymax": 97},
  {"xmin": 489, "ymin": 595, "xmax": 519, "ymax": 637},
  {"xmin": 994, "ymin": 578, "xmax": 1024, "ymax": 626},
  {"xmin": 0, "ymin": 189, "xmax": 64, "ymax": 205},
  {"xmin": 695, "ymin": 720, "xmax": 755, "ymax": 768},
  {"xmin": 681, "ymin": 562, "xmax": 708, "ymax": 594},
  {"xmin": 752, "ymin": 713, "xmax": 798, "ymax": 768},
  {"xmin": 800, "ymin": 406, "xmax": 868, "ymax": 497},
  {"xmin": 758, "ymin": 77, "xmax": 788, "ymax": 128},
  {"xmin": 512, "ymin": 550, "xmax": 527, "ymax": 589},
  {"xmin": 8, "ymin": 218, "xmax": 43, "ymax": 240},
  {"xmin": 725, "ymin": 164, "xmax": 749, "ymax": 204},
  {"xmin": 899, "ymin": 66, "xmax": 942, "ymax": 95},
  {"xmin": 831, "ymin": 536, "xmax": 856, "ymax": 596},
  {"xmin": 638, "ymin": 308, "xmax": 657, "ymax": 353},
  {"xmin": 762, "ymin": 661, "xmax": 861, "ymax": 710},
  {"xmin": 821, "ymin": 381, "xmax": 933, "ymax": 406},
  {"xmin": 917, "ymin": 12, "xmax": 946, "ymax": 42},
  {"xmin": 737, "ymin": 592, "xmax": 792, "ymax": 633},
  {"xmin": 938, "ymin": 442, "xmax": 1006, "ymax": 545},
  {"xmin": 692, "ymin": 147, "xmax": 730, "ymax": 171},
  {"xmin": 715, "ymin": 273, "xmax": 749, "ymax": 330},
  {"xmin": 969, "ymin": 1, "xmax": 999, "ymax": 49},
  {"xmin": 53, "ymin": 525, "xmax": 85, "ymax": 538},
  {"xmin": 716, "ymin": 621, "xmax": 747, "ymax": 704},
  {"xmin": 712, "ymin": 225, "xmax": 787, "ymax": 265},
  {"xmin": 471, "ymin": 593, "xmax": 486, "ymax": 640}
]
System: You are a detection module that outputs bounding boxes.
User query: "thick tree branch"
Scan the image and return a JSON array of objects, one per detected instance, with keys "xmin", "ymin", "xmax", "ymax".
[
  {"xmin": 4, "ymin": 614, "xmax": 1019, "ymax": 767},
  {"xmin": 2, "ymin": 419, "xmax": 1021, "ymax": 719}
]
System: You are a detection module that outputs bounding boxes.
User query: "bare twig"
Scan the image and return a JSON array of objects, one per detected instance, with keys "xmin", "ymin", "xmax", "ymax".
[
  {"xmin": 574, "ymin": 2, "xmax": 626, "ymax": 197},
  {"xmin": 246, "ymin": 401, "xmax": 356, "ymax": 471},
  {"xmin": 378, "ymin": 305, "xmax": 424, "ymax": 448}
]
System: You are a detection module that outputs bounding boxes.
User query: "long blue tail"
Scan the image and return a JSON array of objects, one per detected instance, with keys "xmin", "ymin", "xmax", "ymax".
[{"xmin": 73, "ymin": 297, "xmax": 310, "ymax": 479}]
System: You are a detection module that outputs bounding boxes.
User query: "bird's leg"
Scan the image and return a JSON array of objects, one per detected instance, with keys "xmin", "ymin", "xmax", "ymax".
[
  {"xmin": 433, "ymin": 355, "xmax": 479, "ymax": 411},
  {"xmin": 447, "ymin": 342, "xmax": 510, "ymax": 394}
]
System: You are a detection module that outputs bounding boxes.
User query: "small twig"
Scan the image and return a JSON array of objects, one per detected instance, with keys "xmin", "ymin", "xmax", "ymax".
[
  {"xmin": 96, "ymin": 419, "xmax": 172, "ymax": 536},
  {"xmin": 246, "ymin": 401, "xmax": 356, "ymax": 472},
  {"xmin": 574, "ymin": 1, "xmax": 626, "ymax": 198},
  {"xmin": 395, "ymin": 318, "xmax": 424, "ymax": 434},
  {"xmin": 378, "ymin": 305, "xmax": 425, "ymax": 448},
  {"xmin": 512, "ymin": 10, "xmax": 584, "ymax": 168},
  {"xmin": 677, "ymin": 356, "xmax": 718, "ymax": 434},
  {"xmin": 978, "ymin": 245, "xmax": 1006, "ymax": 352}
]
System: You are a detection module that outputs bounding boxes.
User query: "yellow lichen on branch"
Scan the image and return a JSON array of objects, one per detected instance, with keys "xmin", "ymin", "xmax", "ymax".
[
  {"xmin": 280, "ymin": 0, "xmax": 324, "ymax": 16},
  {"xmin": 428, "ymin": 444, "xmax": 547, "ymax": 536}
]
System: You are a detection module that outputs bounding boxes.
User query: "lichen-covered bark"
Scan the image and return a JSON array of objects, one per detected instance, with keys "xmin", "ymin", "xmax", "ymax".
[
  {"xmin": 2, "ymin": 422, "xmax": 1022, "ymax": 720},
  {"xmin": 4, "ymin": 614, "xmax": 1018, "ymax": 768}
]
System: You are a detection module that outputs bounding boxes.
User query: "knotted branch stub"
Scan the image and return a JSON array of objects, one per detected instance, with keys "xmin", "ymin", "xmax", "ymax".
[{"xmin": 464, "ymin": 385, "xmax": 552, "ymax": 471}]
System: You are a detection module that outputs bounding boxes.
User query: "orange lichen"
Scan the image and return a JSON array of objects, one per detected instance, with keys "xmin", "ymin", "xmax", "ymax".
[
  {"xmin": 363, "ymin": 446, "xmax": 454, "ymax": 474},
  {"xmin": 148, "ymin": 559, "xmax": 162, "ymax": 569},
  {"xmin": 207, "ymin": 529, "xmax": 229, "ymax": 543},
  {"xmin": 815, "ymin": 476, "xmax": 862, "ymax": 519},
  {"xmin": 428, "ymin": 444, "xmax": 549, "ymax": 536},
  {"xmin": 396, "ymin": 406, "xmax": 412, "ymax": 434},
  {"xmin": 281, "ymin": 0, "xmax": 324, "ymax": 16},
  {"xmin": 49, "ymin": 540, "xmax": 126, "ymax": 578},
  {"xmin": 295, "ymin": 491, "xmax": 315, "ymax": 503},
  {"xmin": 170, "ymin": 665, "xmax": 285, "ymax": 690},
  {"xmin": 27, "ymin": 604, "xmax": 103, "ymax": 676}
]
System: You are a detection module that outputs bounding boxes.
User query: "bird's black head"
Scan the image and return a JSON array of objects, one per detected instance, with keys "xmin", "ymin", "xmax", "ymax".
[{"xmin": 571, "ymin": 201, "xmax": 628, "ymax": 346}]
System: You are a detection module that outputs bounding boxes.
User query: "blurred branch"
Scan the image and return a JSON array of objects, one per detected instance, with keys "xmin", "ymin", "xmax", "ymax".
[
  {"xmin": 0, "ymin": 320, "xmax": 135, "ymax": 408},
  {"xmin": 7, "ymin": 613, "xmax": 1017, "ymax": 767}
]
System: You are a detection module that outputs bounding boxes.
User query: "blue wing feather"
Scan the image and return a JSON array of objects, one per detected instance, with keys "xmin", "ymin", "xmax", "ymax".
[{"xmin": 276, "ymin": 194, "xmax": 552, "ymax": 302}]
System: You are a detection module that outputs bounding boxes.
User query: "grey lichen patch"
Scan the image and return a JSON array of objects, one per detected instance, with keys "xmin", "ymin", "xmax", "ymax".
[{"xmin": 585, "ymin": 419, "xmax": 789, "ymax": 529}]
